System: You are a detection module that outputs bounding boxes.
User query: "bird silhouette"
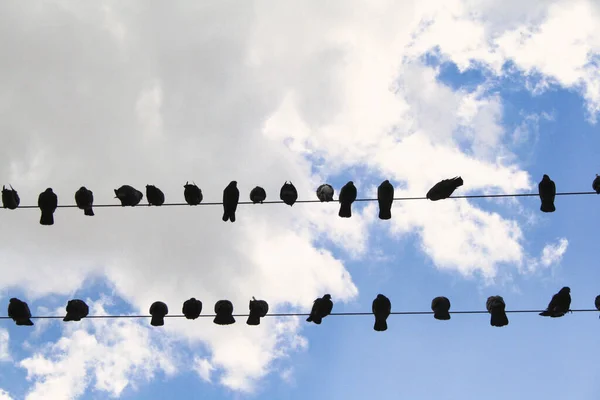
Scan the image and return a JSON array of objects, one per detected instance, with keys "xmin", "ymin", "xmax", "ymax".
[
  {"xmin": 38, "ymin": 188, "xmax": 58, "ymax": 225},
  {"xmin": 8, "ymin": 298, "xmax": 33, "ymax": 326},
  {"xmin": 250, "ymin": 186, "xmax": 267, "ymax": 204},
  {"xmin": 2, "ymin": 185, "xmax": 20, "ymax": 209},
  {"xmin": 316, "ymin": 184, "xmax": 334, "ymax": 202},
  {"xmin": 149, "ymin": 301, "xmax": 168, "ymax": 326},
  {"xmin": 247, "ymin": 297, "xmax": 269, "ymax": 325},
  {"xmin": 431, "ymin": 296, "xmax": 451, "ymax": 320},
  {"xmin": 595, "ymin": 295, "xmax": 600, "ymax": 319},
  {"xmin": 280, "ymin": 181, "xmax": 298, "ymax": 206},
  {"xmin": 593, "ymin": 175, "xmax": 600, "ymax": 194},
  {"xmin": 214, "ymin": 300, "xmax": 235, "ymax": 325},
  {"xmin": 338, "ymin": 181, "xmax": 357, "ymax": 218},
  {"xmin": 486, "ymin": 296, "xmax": 508, "ymax": 327},
  {"xmin": 307, "ymin": 294, "xmax": 333, "ymax": 325},
  {"xmin": 539, "ymin": 287, "xmax": 571, "ymax": 317},
  {"xmin": 146, "ymin": 185, "xmax": 165, "ymax": 206},
  {"xmin": 222, "ymin": 181, "xmax": 239, "ymax": 222},
  {"xmin": 538, "ymin": 174, "xmax": 556, "ymax": 213},
  {"xmin": 426, "ymin": 177, "xmax": 463, "ymax": 201},
  {"xmin": 372, "ymin": 294, "xmax": 391, "ymax": 331},
  {"xmin": 114, "ymin": 185, "xmax": 143, "ymax": 206},
  {"xmin": 184, "ymin": 182, "xmax": 203, "ymax": 205},
  {"xmin": 75, "ymin": 187, "xmax": 94, "ymax": 216},
  {"xmin": 377, "ymin": 180, "xmax": 394, "ymax": 220},
  {"xmin": 63, "ymin": 299, "xmax": 89, "ymax": 322},
  {"xmin": 182, "ymin": 298, "xmax": 203, "ymax": 320}
]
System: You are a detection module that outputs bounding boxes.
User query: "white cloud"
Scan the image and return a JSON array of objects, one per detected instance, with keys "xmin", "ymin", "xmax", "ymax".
[
  {"xmin": 0, "ymin": 329, "xmax": 9, "ymax": 362},
  {"xmin": 193, "ymin": 358, "xmax": 215, "ymax": 383},
  {"xmin": 0, "ymin": 389, "xmax": 14, "ymax": 400},
  {"xmin": 526, "ymin": 238, "xmax": 569, "ymax": 273}
]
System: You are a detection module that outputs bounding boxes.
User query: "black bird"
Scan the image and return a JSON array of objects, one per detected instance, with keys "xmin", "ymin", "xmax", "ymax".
[
  {"xmin": 338, "ymin": 181, "xmax": 357, "ymax": 218},
  {"xmin": 426, "ymin": 176, "xmax": 463, "ymax": 201},
  {"xmin": 2, "ymin": 185, "xmax": 20, "ymax": 209},
  {"xmin": 280, "ymin": 181, "xmax": 298, "ymax": 206},
  {"xmin": 538, "ymin": 174, "xmax": 556, "ymax": 213},
  {"xmin": 372, "ymin": 294, "xmax": 391, "ymax": 332},
  {"xmin": 306, "ymin": 294, "xmax": 333, "ymax": 325},
  {"xmin": 247, "ymin": 297, "xmax": 269, "ymax": 326},
  {"xmin": 38, "ymin": 188, "xmax": 58, "ymax": 225},
  {"xmin": 595, "ymin": 295, "xmax": 600, "ymax": 319},
  {"xmin": 593, "ymin": 175, "xmax": 600, "ymax": 194},
  {"xmin": 149, "ymin": 301, "xmax": 168, "ymax": 326},
  {"xmin": 222, "ymin": 181, "xmax": 239, "ymax": 222},
  {"xmin": 486, "ymin": 296, "xmax": 508, "ymax": 327},
  {"xmin": 431, "ymin": 296, "xmax": 451, "ymax": 320},
  {"xmin": 214, "ymin": 300, "xmax": 235, "ymax": 325},
  {"xmin": 250, "ymin": 186, "xmax": 267, "ymax": 204},
  {"xmin": 184, "ymin": 182, "xmax": 203, "ymax": 205},
  {"xmin": 8, "ymin": 298, "xmax": 33, "ymax": 326},
  {"xmin": 377, "ymin": 180, "xmax": 394, "ymax": 220},
  {"xmin": 63, "ymin": 299, "xmax": 89, "ymax": 322},
  {"xmin": 539, "ymin": 287, "xmax": 571, "ymax": 317},
  {"xmin": 75, "ymin": 186, "xmax": 94, "ymax": 216},
  {"xmin": 316, "ymin": 184, "xmax": 334, "ymax": 202},
  {"xmin": 182, "ymin": 298, "xmax": 203, "ymax": 320},
  {"xmin": 146, "ymin": 185, "xmax": 165, "ymax": 206},
  {"xmin": 114, "ymin": 185, "xmax": 143, "ymax": 206}
]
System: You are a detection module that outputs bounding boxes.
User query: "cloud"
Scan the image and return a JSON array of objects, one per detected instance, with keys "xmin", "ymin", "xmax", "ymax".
[
  {"xmin": 193, "ymin": 358, "xmax": 215, "ymax": 383},
  {"xmin": 526, "ymin": 238, "xmax": 569, "ymax": 273},
  {"xmin": 0, "ymin": 329, "xmax": 9, "ymax": 362},
  {"xmin": 0, "ymin": 389, "xmax": 14, "ymax": 400}
]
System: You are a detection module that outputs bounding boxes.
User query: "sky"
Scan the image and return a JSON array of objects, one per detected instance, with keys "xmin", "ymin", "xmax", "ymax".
[{"xmin": 1, "ymin": 0, "xmax": 600, "ymax": 399}]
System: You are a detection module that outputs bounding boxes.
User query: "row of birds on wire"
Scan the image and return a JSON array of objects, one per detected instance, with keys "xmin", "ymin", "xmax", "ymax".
[
  {"xmin": 5, "ymin": 287, "xmax": 597, "ymax": 331},
  {"xmin": 2, "ymin": 173, "xmax": 595, "ymax": 225}
]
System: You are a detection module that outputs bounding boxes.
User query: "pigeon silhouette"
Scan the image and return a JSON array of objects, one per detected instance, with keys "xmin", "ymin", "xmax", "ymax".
[
  {"xmin": 182, "ymin": 298, "xmax": 203, "ymax": 320},
  {"xmin": 63, "ymin": 299, "xmax": 89, "ymax": 322},
  {"xmin": 250, "ymin": 186, "xmax": 267, "ymax": 204},
  {"xmin": 8, "ymin": 298, "xmax": 33, "ymax": 326},
  {"xmin": 372, "ymin": 294, "xmax": 392, "ymax": 331},
  {"xmin": 377, "ymin": 180, "xmax": 394, "ymax": 220},
  {"xmin": 595, "ymin": 295, "xmax": 600, "ymax": 319},
  {"xmin": 2, "ymin": 185, "xmax": 20, "ymax": 209},
  {"xmin": 426, "ymin": 177, "xmax": 463, "ymax": 201},
  {"xmin": 146, "ymin": 185, "xmax": 165, "ymax": 206},
  {"xmin": 431, "ymin": 296, "xmax": 451, "ymax": 320},
  {"xmin": 316, "ymin": 184, "xmax": 334, "ymax": 202},
  {"xmin": 38, "ymin": 188, "xmax": 58, "ymax": 225},
  {"xmin": 539, "ymin": 287, "xmax": 571, "ymax": 317},
  {"xmin": 114, "ymin": 185, "xmax": 143, "ymax": 206},
  {"xmin": 280, "ymin": 181, "xmax": 298, "ymax": 206},
  {"xmin": 75, "ymin": 186, "xmax": 94, "ymax": 216},
  {"xmin": 306, "ymin": 294, "xmax": 333, "ymax": 325},
  {"xmin": 338, "ymin": 181, "xmax": 357, "ymax": 218},
  {"xmin": 222, "ymin": 181, "xmax": 239, "ymax": 222},
  {"xmin": 593, "ymin": 175, "xmax": 600, "ymax": 194},
  {"xmin": 184, "ymin": 182, "xmax": 203, "ymax": 205},
  {"xmin": 486, "ymin": 296, "xmax": 508, "ymax": 327},
  {"xmin": 538, "ymin": 174, "xmax": 556, "ymax": 213},
  {"xmin": 247, "ymin": 297, "xmax": 269, "ymax": 326},
  {"xmin": 149, "ymin": 301, "xmax": 168, "ymax": 326},
  {"xmin": 214, "ymin": 300, "xmax": 235, "ymax": 325}
]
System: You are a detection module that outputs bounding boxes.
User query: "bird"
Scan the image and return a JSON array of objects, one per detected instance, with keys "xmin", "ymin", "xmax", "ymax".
[
  {"xmin": 316, "ymin": 184, "xmax": 334, "ymax": 202},
  {"xmin": 63, "ymin": 299, "xmax": 89, "ymax": 322},
  {"xmin": 38, "ymin": 188, "xmax": 58, "ymax": 225},
  {"xmin": 222, "ymin": 181, "xmax": 239, "ymax": 222},
  {"xmin": 146, "ymin": 185, "xmax": 165, "ymax": 206},
  {"xmin": 182, "ymin": 298, "xmax": 203, "ymax": 320},
  {"xmin": 74, "ymin": 186, "xmax": 94, "ymax": 216},
  {"xmin": 593, "ymin": 175, "xmax": 600, "ymax": 194},
  {"xmin": 539, "ymin": 287, "xmax": 571, "ymax": 317},
  {"xmin": 426, "ymin": 176, "xmax": 463, "ymax": 201},
  {"xmin": 338, "ymin": 181, "xmax": 357, "ymax": 218},
  {"xmin": 114, "ymin": 185, "xmax": 143, "ymax": 206},
  {"xmin": 431, "ymin": 296, "xmax": 451, "ymax": 320},
  {"xmin": 8, "ymin": 298, "xmax": 33, "ymax": 326},
  {"xmin": 538, "ymin": 174, "xmax": 556, "ymax": 213},
  {"xmin": 247, "ymin": 297, "xmax": 269, "ymax": 326},
  {"xmin": 2, "ymin": 185, "xmax": 20, "ymax": 209},
  {"xmin": 280, "ymin": 181, "xmax": 298, "ymax": 206},
  {"xmin": 306, "ymin": 294, "xmax": 333, "ymax": 325},
  {"xmin": 214, "ymin": 300, "xmax": 235, "ymax": 325},
  {"xmin": 377, "ymin": 180, "xmax": 394, "ymax": 220},
  {"xmin": 486, "ymin": 296, "xmax": 508, "ymax": 327},
  {"xmin": 184, "ymin": 182, "xmax": 203, "ymax": 205},
  {"xmin": 149, "ymin": 301, "xmax": 168, "ymax": 326},
  {"xmin": 595, "ymin": 295, "xmax": 600, "ymax": 319},
  {"xmin": 372, "ymin": 294, "xmax": 391, "ymax": 331},
  {"xmin": 249, "ymin": 186, "xmax": 267, "ymax": 204}
]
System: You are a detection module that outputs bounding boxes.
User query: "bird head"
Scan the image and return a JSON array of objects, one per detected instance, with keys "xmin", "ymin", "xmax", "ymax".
[
  {"xmin": 79, "ymin": 186, "xmax": 87, "ymax": 191},
  {"xmin": 323, "ymin": 294, "xmax": 332, "ymax": 300},
  {"xmin": 230, "ymin": 181, "xmax": 237, "ymax": 187},
  {"xmin": 543, "ymin": 174, "xmax": 550, "ymax": 180},
  {"xmin": 9, "ymin": 298, "xmax": 18, "ymax": 303},
  {"xmin": 560, "ymin": 287, "xmax": 570, "ymax": 294},
  {"xmin": 46, "ymin": 188, "xmax": 53, "ymax": 193}
]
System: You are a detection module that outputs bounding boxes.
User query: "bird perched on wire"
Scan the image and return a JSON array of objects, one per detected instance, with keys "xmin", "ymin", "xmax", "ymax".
[
  {"xmin": 8, "ymin": 298, "xmax": 33, "ymax": 326},
  {"xmin": 182, "ymin": 298, "xmax": 203, "ymax": 320},
  {"xmin": 222, "ymin": 181, "xmax": 239, "ymax": 222},
  {"xmin": 338, "ymin": 181, "xmax": 357, "ymax": 218},
  {"xmin": 75, "ymin": 186, "xmax": 94, "ymax": 216},
  {"xmin": 214, "ymin": 300, "xmax": 235, "ymax": 325},
  {"xmin": 146, "ymin": 185, "xmax": 165, "ymax": 206},
  {"xmin": 280, "ymin": 181, "xmax": 298, "ymax": 206},
  {"xmin": 372, "ymin": 294, "xmax": 391, "ymax": 331},
  {"xmin": 377, "ymin": 180, "xmax": 394, "ymax": 220},
  {"xmin": 426, "ymin": 177, "xmax": 463, "ymax": 201},
  {"xmin": 593, "ymin": 175, "xmax": 600, "ymax": 194},
  {"xmin": 2, "ymin": 185, "xmax": 20, "ymax": 209},
  {"xmin": 307, "ymin": 294, "xmax": 333, "ymax": 325},
  {"xmin": 247, "ymin": 297, "xmax": 269, "ymax": 326},
  {"xmin": 431, "ymin": 296, "xmax": 451, "ymax": 320},
  {"xmin": 486, "ymin": 296, "xmax": 508, "ymax": 327},
  {"xmin": 595, "ymin": 295, "xmax": 600, "ymax": 318},
  {"xmin": 38, "ymin": 188, "xmax": 58, "ymax": 225},
  {"xmin": 149, "ymin": 301, "xmax": 168, "ymax": 326},
  {"xmin": 63, "ymin": 299, "xmax": 89, "ymax": 322},
  {"xmin": 538, "ymin": 174, "xmax": 556, "ymax": 213},
  {"xmin": 249, "ymin": 186, "xmax": 267, "ymax": 204},
  {"xmin": 114, "ymin": 185, "xmax": 143, "ymax": 206},
  {"xmin": 539, "ymin": 287, "xmax": 571, "ymax": 317},
  {"xmin": 184, "ymin": 182, "xmax": 203, "ymax": 205},
  {"xmin": 316, "ymin": 184, "xmax": 334, "ymax": 202}
]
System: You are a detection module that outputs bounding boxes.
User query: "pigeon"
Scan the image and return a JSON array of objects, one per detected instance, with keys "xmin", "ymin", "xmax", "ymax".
[
  {"xmin": 431, "ymin": 296, "xmax": 451, "ymax": 320},
  {"xmin": 593, "ymin": 175, "xmax": 600, "ymax": 194},
  {"xmin": 8, "ymin": 298, "xmax": 33, "ymax": 326},
  {"xmin": 372, "ymin": 294, "xmax": 391, "ymax": 332},
  {"xmin": 214, "ymin": 300, "xmax": 235, "ymax": 325},
  {"xmin": 486, "ymin": 296, "xmax": 508, "ymax": 327},
  {"xmin": 377, "ymin": 180, "xmax": 394, "ymax": 220},
  {"xmin": 595, "ymin": 295, "xmax": 600, "ymax": 319},
  {"xmin": 249, "ymin": 186, "xmax": 267, "ymax": 204},
  {"xmin": 539, "ymin": 287, "xmax": 571, "ymax": 317},
  {"xmin": 146, "ymin": 185, "xmax": 165, "ymax": 206},
  {"xmin": 114, "ymin": 185, "xmax": 143, "ymax": 207},
  {"xmin": 222, "ymin": 181, "xmax": 239, "ymax": 222},
  {"xmin": 149, "ymin": 301, "xmax": 168, "ymax": 326},
  {"xmin": 247, "ymin": 297, "xmax": 269, "ymax": 326},
  {"xmin": 316, "ymin": 184, "xmax": 334, "ymax": 202},
  {"xmin": 74, "ymin": 186, "xmax": 94, "ymax": 216},
  {"xmin": 38, "ymin": 188, "xmax": 58, "ymax": 225},
  {"xmin": 280, "ymin": 181, "xmax": 298, "ymax": 206},
  {"xmin": 184, "ymin": 182, "xmax": 203, "ymax": 205},
  {"xmin": 2, "ymin": 185, "xmax": 20, "ymax": 209},
  {"xmin": 426, "ymin": 177, "xmax": 463, "ymax": 201},
  {"xmin": 538, "ymin": 174, "xmax": 556, "ymax": 213},
  {"xmin": 338, "ymin": 181, "xmax": 357, "ymax": 218},
  {"xmin": 182, "ymin": 298, "xmax": 203, "ymax": 320},
  {"xmin": 306, "ymin": 294, "xmax": 333, "ymax": 325},
  {"xmin": 63, "ymin": 299, "xmax": 89, "ymax": 322}
]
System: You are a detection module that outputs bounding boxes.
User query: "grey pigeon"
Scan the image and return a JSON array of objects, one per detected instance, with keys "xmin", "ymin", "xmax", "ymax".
[
  {"xmin": 214, "ymin": 300, "xmax": 235, "ymax": 325},
  {"xmin": 184, "ymin": 182, "xmax": 203, "ymax": 205},
  {"xmin": 8, "ymin": 298, "xmax": 33, "ymax": 326},
  {"xmin": 222, "ymin": 181, "xmax": 239, "ymax": 222},
  {"xmin": 593, "ymin": 175, "xmax": 600, "ymax": 194},
  {"xmin": 372, "ymin": 294, "xmax": 391, "ymax": 331},
  {"xmin": 182, "ymin": 298, "xmax": 203, "ymax": 320},
  {"xmin": 280, "ymin": 181, "xmax": 298, "ymax": 206},
  {"xmin": 431, "ymin": 296, "xmax": 451, "ymax": 320},
  {"xmin": 426, "ymin": 177, "xmax": 463, "ymax": 201},
  {"xmin": 338, "ymin": 181, "xmax": 357, "ymax": 218},
  {"xmin": 538, "ymin": 174, "xmax": 556, "ymax": 213},
  {"xmin": 64, "ymin": 299, "xmax": 89, "ymax": 322},
  {"xmin": 149, "ymin": 301, "xmax": 168, "ymax": 326},
  {"xmin": 316, "ymin": 184, "xmax": 334, "ymax": 202},
  {"xmin": 250, "ymin": 186, "xmax": 267, "ymax": 204},
  {"xmin": 486, "ymin": 296, "xmax": 508, "ymax": 327},
  {"xmin": 146, "ymin": 185, "xmax": 165, "ymax": 206},
  {"xmin": 595, "ymin": 295, "xmax": 600, "ymax": 319},
  {"xmin": 247, "ymin": 297, "xmax": 269, "ymax": 326},
  {"xmin": 539, "ymin": 287, "xmax": 571, "ymax": 317},
  {"xmin": 306, "ymin": 294, "xmax": 333, "ymax": 325},
  {"xmin": 38, "ymin": 188, "xmax": 58, "ymax": 225},
  {"xmin": 2, "ymin": 185, "xmax": 20, "ymax": 209},
  {"xmin": 75, "ymin": 186, "xmax": 94, "ymax": 216},
  {"xmin": 377, "ymin": 180, "xmax": 394, "ymax": 220},
  {"xmin": 114, "ymin": 185, "xmax": 143, "ymax": 206}
]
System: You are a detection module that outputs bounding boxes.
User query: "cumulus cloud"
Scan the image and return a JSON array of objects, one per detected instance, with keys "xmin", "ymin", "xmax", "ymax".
[
  {"xmin": 0, "ymin": 328, "xmax": 9, "ymax": 362},
  {"xmin": 0, "ymin": 389, "xmax": 14, "ymax": 400},
  {"xmin": 527, "ymin": 238, "xmax": 569, "ymax": 272}
]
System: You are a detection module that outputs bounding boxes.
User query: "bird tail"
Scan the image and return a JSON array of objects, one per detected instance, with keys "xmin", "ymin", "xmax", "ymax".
[
  {"xmin": 374, "ymin": 318, "xmax": 387, "ymax": 332},
  {"xmin": 40, "ymin": 211, "xmax": 54, "ymax": 225},
  {"xmin": 63, "ymin": 315, "xmax": 81, "ymax": 322},
  {"xmin": 230, "ymin": 212, "xmax": 236, "ymax": 223},
  {"xmin": 222, "ymin": 212, "xmax": 229, "ymax": 222},
  {"xmin": 339, "ymin": 203, "xmax": 352, "ymax": 218},
  {"xmin": 454, "ymin": 177, "xmax": 464, "ymax": 187},
  {"xmin": 378, "ymin": 207, "xmax": 391, "ymax": 220},
  {"xmin": 246, "ymin": 315, "xmax": 260, "ymax": 326},
  {"xmin": 540, "ymin": 202, "xmax": 556, "ymax": 213},
  {"xmin": 16, "ymin": 318, "xmax": 34, "ymax": 326},
  {"xmin": 550, "ymin": 311, "xmax": 566, "ymax": 318},
  {"xmin": 84, "ymin": 207, "xmax": 94, "ymax": 216},
  {"xmin": 151, "ymin": 316, "xmax": 164, "ymax": 327},
  {"xmin": 307, "ymin": 315, "xmax": 322, "ymax": 324},
  {"xmin": 490, "ymin": 312, "xmax": 509, "ymax": 327},
  {"xmin": 434, "ymin": 312, "xmax": 451, "ymax": 320},
  {"xmin": 214, "ymin": 315, "xmax": 236, "ymax": 325},
  {"xmin": 539, "ymin": 310, "xmax": 552, "ymax": 317}
]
